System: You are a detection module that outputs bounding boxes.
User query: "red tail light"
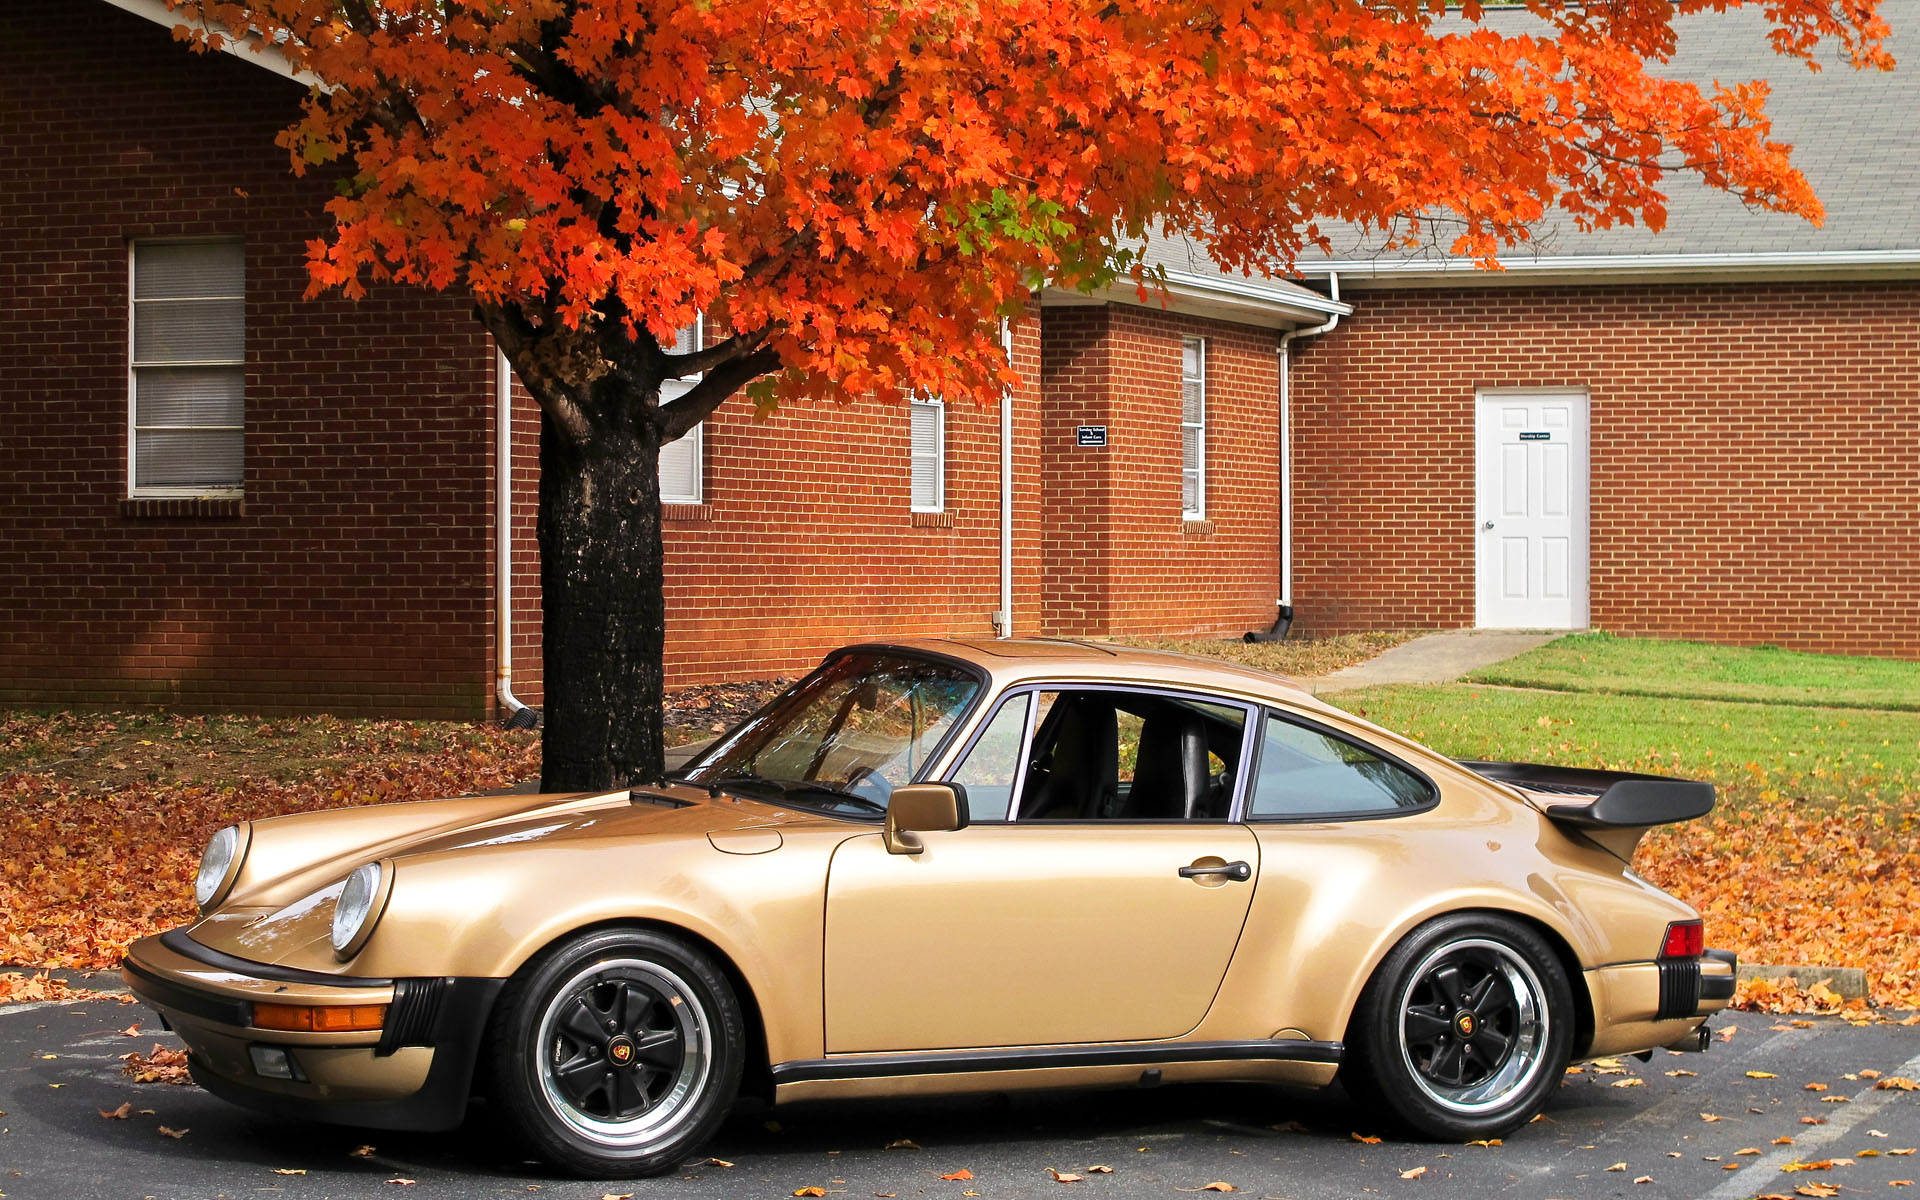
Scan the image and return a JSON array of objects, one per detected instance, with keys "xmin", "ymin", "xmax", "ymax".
[{"xmin": 1661, "ymin": 920, "xmax": 1704, "ymax": 959}]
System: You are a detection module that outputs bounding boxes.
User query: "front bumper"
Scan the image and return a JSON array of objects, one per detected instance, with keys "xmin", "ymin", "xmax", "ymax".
[{"xmin": 122, "ymin": 929, "xmax": 502, "ymax": 1132}]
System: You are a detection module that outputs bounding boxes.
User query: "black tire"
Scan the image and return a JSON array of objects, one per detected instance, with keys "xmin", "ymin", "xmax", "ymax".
[
  {"xmin": 1342, "ymin": 913, "xmax": 1573, "ymax": 1140},
  {"xmin": 486, "ymin": 926, "xmax": 745, "ymax": 1177}
]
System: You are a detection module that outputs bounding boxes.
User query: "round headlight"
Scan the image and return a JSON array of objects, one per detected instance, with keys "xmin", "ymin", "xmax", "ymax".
[
  {"xmin": 330, "ymin": 862, "xmax": 386, "ymax": 959},
  {"xmin": 194, "ymin": 825, "xmax": 243, "ymax": 909}
]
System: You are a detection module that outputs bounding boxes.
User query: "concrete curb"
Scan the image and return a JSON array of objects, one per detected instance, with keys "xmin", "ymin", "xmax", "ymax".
[{"xmin": 1737, "ymin": 963, "xmax": 1870, "ymax": 1001}]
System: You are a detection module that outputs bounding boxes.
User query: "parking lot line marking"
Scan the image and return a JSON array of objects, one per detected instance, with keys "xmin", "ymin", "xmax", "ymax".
[{"xmin": 1699, "ymin": 1046, "xmax": 1920, "ymax": 1200}]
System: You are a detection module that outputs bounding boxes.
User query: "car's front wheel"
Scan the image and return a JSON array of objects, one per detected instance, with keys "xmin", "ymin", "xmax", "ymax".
[
  {"xmin": 487, "ymin": 927, "xmax": 744, "ymax": 1177},
  {"xmin": 1343, "ymin": 913, "xmax": 1572, "ymax": 1140}
]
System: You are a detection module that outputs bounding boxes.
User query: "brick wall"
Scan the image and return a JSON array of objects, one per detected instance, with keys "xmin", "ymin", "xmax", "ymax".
[
  {"xmin": 1039, "ymin": 304, "xmax": 1284, "ymax": 640},
  {"xmin": 1290, "ymin": 281, "xmax": 1920, "ymax": 658},
  {"xmin": 505, "ymin": 319, "xmax": 1048, "ymax": 698},
  {"xmin": 0, "ymin": 8, "xmax": 496, "ymax": 716}
]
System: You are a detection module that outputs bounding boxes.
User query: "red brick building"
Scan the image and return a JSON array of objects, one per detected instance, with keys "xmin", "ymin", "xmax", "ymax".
[
  {"xmin": 2, "ymin": 2, "xmax": 1912, "ymax": 721},
  {"xmin": 0, "ymin": 1, "xmax": 1343, "ymax": 718},
  {"xmin": 1287, "ymin": 0, "xmax": 1920, "ymax": 660}
]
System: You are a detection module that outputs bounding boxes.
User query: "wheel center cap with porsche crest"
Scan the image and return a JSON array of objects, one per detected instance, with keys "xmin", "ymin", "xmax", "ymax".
[
  {"xmin": 606, "ymin": 1036, "xmax": 636, "ymax": 1066},
  {"xmin": 1455, "ymin": 1012, "xmax": 1477, "ymax": 1038}
]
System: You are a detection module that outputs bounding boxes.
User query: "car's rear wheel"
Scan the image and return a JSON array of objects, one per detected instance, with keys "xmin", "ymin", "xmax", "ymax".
[
  {"xmin": 487, "ymin": 927, "xmax": 744, "ymax": 1177},
  {"xmin": 1343, "ymin": 913, "xmax": 1572, "ymax": 1140}
]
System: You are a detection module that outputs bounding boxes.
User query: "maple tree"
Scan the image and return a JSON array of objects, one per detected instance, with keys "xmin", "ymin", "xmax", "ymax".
[{"xmin": 165, "ymin": 0, "xmax": 1889, "ymax": 789}]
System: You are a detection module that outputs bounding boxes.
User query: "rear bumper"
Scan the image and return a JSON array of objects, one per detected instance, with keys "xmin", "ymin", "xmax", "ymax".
[
  {"xmin": 1582, "ymin": 948, "xmax": 1738, "ymax": 1058},
  {"xmin": 122, "ymin": 929, "xmax": 501, "ymax": 1132}
]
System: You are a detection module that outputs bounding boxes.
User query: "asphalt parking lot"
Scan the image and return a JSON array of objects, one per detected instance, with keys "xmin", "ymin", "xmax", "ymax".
[{"xmin": 1, "ymin": 981, "xmax": 1915, "ymax": 1200}]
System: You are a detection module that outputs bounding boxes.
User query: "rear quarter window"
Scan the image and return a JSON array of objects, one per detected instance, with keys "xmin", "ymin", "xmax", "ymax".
[{"xmin": 1247, "ymin": 711, "xmax": 1435, "ymax": 820}]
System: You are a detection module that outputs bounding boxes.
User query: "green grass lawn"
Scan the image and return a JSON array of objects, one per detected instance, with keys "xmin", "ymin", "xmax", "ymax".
[
  {"xmin": 1330, "ymin": 683, "xmax": 1920, "ymax": 810},
  {"xmin": 1464, "ymin": 631, "xmax": 1920, "ymax": 712}
]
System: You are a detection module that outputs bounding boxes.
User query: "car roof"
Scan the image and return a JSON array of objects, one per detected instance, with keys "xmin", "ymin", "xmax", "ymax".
[{"xmin": 845, "ymin": 637, "xmax": 1319, "ymax": 706}]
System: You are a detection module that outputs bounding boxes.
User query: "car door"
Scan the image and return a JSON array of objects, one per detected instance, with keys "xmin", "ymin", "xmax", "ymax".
[{"xmin": 821, "ymin": 686, "xmax": 1261, "ymax": 1054}]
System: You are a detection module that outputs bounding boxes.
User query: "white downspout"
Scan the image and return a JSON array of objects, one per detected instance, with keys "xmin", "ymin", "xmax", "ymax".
[
  {"xmin": 495, "ymin": 345, "xmax": 535, "ymax": 727},
  {"xmin": 1278, "ymin": 272, "xmax": 1341, "ymax": 609},
  {"xmin": 996, "ymin": 320, "xmax": 1016, "ymax": 638}
]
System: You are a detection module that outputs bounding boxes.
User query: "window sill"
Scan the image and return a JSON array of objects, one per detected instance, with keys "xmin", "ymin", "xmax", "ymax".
[
  {"xmin": 662, "ymin": 502, "xmax": 713, "ymax": 522},
  {"xmin": 121, "ymin": 496, "xmax": 245, "ymax": 519},
  {"xmin": 910, "ymin": 510, "xmax": 954, "ymax": 528},
  {"xmin": 1182, "ymin": 519, "xmax": 1215, "ymax": 537}
]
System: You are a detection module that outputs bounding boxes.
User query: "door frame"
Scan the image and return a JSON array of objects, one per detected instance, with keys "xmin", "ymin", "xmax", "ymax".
[{"xmin": 1473, "ymin": 389, "xmax": 1591, "ymax": 630}]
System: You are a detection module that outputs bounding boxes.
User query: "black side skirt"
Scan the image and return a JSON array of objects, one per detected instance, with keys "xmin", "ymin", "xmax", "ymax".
[{"xmin": 772, "ymin": 1039, "xmax": 1343, "ymax": 1086}]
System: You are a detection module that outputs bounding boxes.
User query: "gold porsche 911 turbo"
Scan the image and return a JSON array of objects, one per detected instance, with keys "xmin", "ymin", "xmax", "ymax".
[{"xmin": 124, "ymin": 639, "xmax": 1735, "ymax": 1177}]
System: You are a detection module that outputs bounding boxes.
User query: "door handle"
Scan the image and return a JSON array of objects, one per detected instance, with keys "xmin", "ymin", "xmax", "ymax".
[
  {"xmin": 1482, "ymin": 520, "xmax": 1495, "ymax": 530},
  {"xmin": 1179, "ymin": 860, "xmax": 1252, "ymax": 882}
]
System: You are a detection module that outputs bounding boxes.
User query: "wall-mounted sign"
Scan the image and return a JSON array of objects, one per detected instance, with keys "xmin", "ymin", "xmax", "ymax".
[
  {"xmin": 1519, "ymin": 431, "xmax": 1551, "ymax": 441},
  {"xmin": 1076, "ymin": 425, "xmax": 1109, "ymax": 447}
]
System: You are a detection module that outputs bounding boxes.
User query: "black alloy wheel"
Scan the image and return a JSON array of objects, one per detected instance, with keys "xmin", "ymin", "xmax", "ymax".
[
  {"xmin": 1344, "ymin": 913, "xmax": 1573, "ymax": 1140},
  {"xmin": 488, "ymin": 927, "xmax": 745, "ymax": 1177}
]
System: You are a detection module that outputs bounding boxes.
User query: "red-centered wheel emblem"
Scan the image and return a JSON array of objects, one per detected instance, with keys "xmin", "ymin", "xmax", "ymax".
[
  {"xmin": 607, "ymin": 1035, "xmax": 635, "ymax": 1065},
  {"xmin": 1455, "ymin": 1012, "xmax": 1476, "ymax": 1038}
]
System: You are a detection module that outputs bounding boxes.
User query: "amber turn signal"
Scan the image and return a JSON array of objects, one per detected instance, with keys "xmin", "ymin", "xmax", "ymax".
[{"xmin": 251, "ymin": 1002, "xmax": 388, "ymax": 1033}]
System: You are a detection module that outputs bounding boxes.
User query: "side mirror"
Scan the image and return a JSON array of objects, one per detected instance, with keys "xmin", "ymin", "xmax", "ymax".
[{"xmin": 883, "ymin": 783, "xmax": 970, "ymax": 855}]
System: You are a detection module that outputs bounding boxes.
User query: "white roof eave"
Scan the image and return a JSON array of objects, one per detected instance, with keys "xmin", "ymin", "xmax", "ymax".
[
  {"xmin": 1297, "ymin": 248, "xmax": 1920, "ymax": 288},
  {"xmin": 102, "ymin": 0, "xmax": 320, "ymax": 87},
  {"xmin": 1043, "ymin": 269, "xmax": 1352, "ymax": 331}
]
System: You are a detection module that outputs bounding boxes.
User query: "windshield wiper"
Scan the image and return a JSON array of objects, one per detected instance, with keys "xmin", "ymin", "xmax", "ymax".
[
  {"xmin": 779, "ymin": 782, "xmax": 887, "ymax": 814},
  {"xmin": 705, "ymin": 772, "xmax": 790, "ymax": 800}
]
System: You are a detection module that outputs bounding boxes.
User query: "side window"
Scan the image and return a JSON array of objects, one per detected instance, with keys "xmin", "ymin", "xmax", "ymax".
[
  {"xmin": 1247, "ymin": 713, "xmax": 1433, "ymax": 819},
  {"xmin": 910, "ymin": 395, "xmax": 944, "ymax": 512},
  {"xmin": 1017, "ymin": 689, "xmax": 1246, "ymax": 821},
  {"xmin": 947, "ymin": 693, "xmax": 1031, "ymax": 821},
  {"xmin": 131, "ymin": 239, "xmax": 245, "ymax": 496},
  {"xmin": 660, "ymin": 318, "xmax": 704, "ymax": 504}
]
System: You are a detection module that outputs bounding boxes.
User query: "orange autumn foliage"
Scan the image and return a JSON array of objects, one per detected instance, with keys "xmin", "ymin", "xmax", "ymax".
[
  {"xmin": 163, "ymin": 0, "xmax": 1892, "ymax": 414},
  {"xmin": 1640, "ymin": 802, "xmax": 1920, "ymax": 1010}
]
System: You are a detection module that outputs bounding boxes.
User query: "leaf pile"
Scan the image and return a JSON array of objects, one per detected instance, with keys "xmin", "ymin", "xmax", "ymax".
[
  {"xmin": 121, "ymin": 1043, "xmax": 192, "ymax": 1085},
  {"xmin": 0, "ymin": 711, "xmax": 539, "ymax": 973}
]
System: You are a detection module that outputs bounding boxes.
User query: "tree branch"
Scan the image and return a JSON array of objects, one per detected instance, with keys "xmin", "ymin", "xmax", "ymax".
[
  {"xmin": 656, "ymin": 346, "xmax": 784, "ymax": 440},
  {"xmin": 663, "ymin": 323, "xmax": 784, "ymax": 378}
]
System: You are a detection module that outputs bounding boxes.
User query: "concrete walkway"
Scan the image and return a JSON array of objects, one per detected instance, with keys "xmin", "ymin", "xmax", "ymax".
[{"xmin": 1310, "ymin": 628, "xmax": 1565, "ymax": 694}]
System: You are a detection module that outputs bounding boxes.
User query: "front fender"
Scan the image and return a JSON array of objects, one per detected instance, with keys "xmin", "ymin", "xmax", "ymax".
[{"xmin": 336, "ymin": 826, "xmax": 857, "ymax": 1065}]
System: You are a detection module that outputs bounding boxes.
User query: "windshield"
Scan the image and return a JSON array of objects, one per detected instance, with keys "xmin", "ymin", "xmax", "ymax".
[{"xmin": 682, "ymin": 651, "xmax": 982, "ymax": 816}]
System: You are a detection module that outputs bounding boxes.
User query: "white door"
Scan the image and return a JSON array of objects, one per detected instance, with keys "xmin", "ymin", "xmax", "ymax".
[{"xmin": 1475, "ymin": 392, "xmax": 1588, "ymax": 629}]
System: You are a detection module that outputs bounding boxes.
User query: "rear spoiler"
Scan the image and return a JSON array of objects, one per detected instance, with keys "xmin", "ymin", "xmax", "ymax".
[{"xmin": 1457, "ymin": 761, "xmax": 1714, "ymax": 829}]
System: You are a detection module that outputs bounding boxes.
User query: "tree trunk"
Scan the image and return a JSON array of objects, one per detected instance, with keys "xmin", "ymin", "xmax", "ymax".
[{"xmin": 535, "ymin": 395, "xmax": 667, "ymax": 792}]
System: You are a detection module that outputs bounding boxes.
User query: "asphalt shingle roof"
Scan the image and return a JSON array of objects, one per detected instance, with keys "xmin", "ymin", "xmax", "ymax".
[{"xmin": 1157, "ymin": 0, "xmax": 1920, "ymax": 282}]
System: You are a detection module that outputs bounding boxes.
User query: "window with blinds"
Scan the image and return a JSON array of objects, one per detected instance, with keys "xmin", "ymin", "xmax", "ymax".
[
  {"xmin": 130, "ymin": 240, "xmax": 245, "ymax": 495},
  {"xmin": 660, "ymin": 318, "xmax": 703, "ymax": 504},
  {"xmin": 1181, "ymin": 337, "xmax": 1206, "ymax": 519},
  {"xmin": 910, "ymin": 396, "xmax": 945, "ymax": 511}
]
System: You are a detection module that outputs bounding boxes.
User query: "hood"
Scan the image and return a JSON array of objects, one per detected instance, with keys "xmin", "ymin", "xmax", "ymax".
[{"xmin": 186, "ymin": 783, "xmax": 845, "ymax": 967}]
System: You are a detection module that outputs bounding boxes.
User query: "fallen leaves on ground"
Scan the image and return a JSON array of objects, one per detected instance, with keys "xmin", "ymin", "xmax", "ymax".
[
  {"xmin": 157, "ymin": 1125, "xmax": 187, "ymax": 1138},
  {"xmin": 1048, "ymin": 1169, "xmax": 1084, "ymax": 1183},
  {"xmin": 1638, "ymin": 796, "xmax": 1920, "ymax": 1010},
  {"xmin": 939, "ymin": 1170, "xmax": 973, "ymax": 1181},
  {"xmin": 1351, "ymin": 1133, "xmax": 1382, "ymax": 1145},
  {"xmin": 120, "ymin": 1044, "xmax": 190, "ymax": 1084},
  {"xmin": 98, "ymin": 1102, "xmax": 131, "ymax": 1119},
  {"xmin": 1400, "ymin": 1167, "xmax": 1428, "ymax": 1180},
  {"xmin": 1877, "ymin": 1077, "xmax": 1919, "ymax": 1091},
  {"xmin": 0, "ymin": 712, "xmax": 540, "ymax": 975},
  {"xmin": 1796, "ymin": 1185, "xmax": 1842, "ymax": 1198},
  {"xmin": 0, "ymin": 971, "xmax": 116, "ymax": 1005}
]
